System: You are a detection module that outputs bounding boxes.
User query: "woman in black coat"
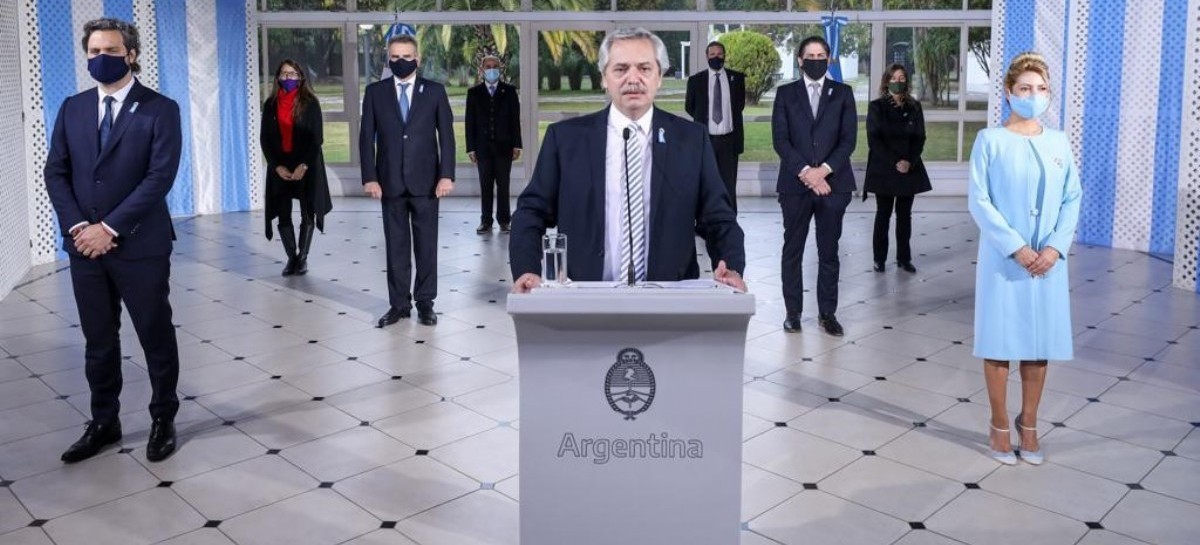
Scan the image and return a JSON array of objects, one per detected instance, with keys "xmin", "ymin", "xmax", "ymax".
[
  {"xmin": 261, "ymin": 59, "xmax": 332, "ymax": 276},
  {"xmin": 864, "ymin": 63, "xmax": 932, "ymax": 273}
]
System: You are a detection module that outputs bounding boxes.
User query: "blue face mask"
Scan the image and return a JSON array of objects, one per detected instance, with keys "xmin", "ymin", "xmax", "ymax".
[
  {"xmin": 483, "ymin": 68, "xmax": 501, "ymax": 83},
  {"xmin": 88, "ymin": 53, "xmax": 130, "ymax": 85},
  {"xmin": 279, "ymin": 79, "xmax": 300, "ymax": 92},
  {"xmin": 1009, "ymin": 93, "xmax": 1049, "ymax": 119}
]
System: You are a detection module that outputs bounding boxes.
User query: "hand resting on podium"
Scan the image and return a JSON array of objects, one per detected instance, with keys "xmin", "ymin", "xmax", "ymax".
[{"xmin": 511, "ymin": 260, "xmax": 747, "ymax": 294}]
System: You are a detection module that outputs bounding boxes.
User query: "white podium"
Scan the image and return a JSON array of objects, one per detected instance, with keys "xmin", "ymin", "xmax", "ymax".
[{"xmin": 508, "ymin": 281, "xmax": 755, "ymax": 545}]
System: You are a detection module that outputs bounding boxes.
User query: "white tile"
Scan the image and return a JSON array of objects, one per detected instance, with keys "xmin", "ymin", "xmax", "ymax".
[
  {"xmin": 376, "ymin": 401, "xmax": 497, "ymax": 449},
  {"xmin": 821, "ymin": 456, "xmax": 964, "ymax": 521},
  {"xmin": 980, "ymin": 462, "xmax": 1128, "ymax": 522},
  {"xmin": 210, "ymin": 328, "xmax": 309, "ymax": 358},
  {"xmin": 742, "ymin": 380, "xmax": 826, "ymax": 423},
  {"xmin": 324, "ymin": 381, "xmax": 442, "ymax": 422},
  {"xmin": 842, "ymin": 380, "xmax": 958, "ymax": 422},
  {"xmin": 220, "ymin": 489, "xmax": 379, "ymax": 545},
  {"xmin": 0, "ymin": 528, "xmax": 55, "ymax": 545},
  {"xmin": 891, "ymin": 531, "xmax": 966, "ymax": 545},
  {"xmin": 172, "ymin": 455, "xmax": 317, "ymax": 520},
  {"xmin": 1176, "ymin": 429, "xmax": 1200, "ymax": 461},
  {"xmin": 743, "ymin": 413, "xmax": 775, "ymax": 441},
  {"xmin": 243, "ymin": 343, "xmax": 346, "ymax": 376},
  {"xmin": 430, "ymin": 427, "xmax": 518, "ymax": 483},
  {"xmin": 470, "ymin": 345, "xmax": 519, "ymax": 377},
  {"xmin": 132, "ymin": 425, "xmax": 266, "ymax": 482},
  {"xmin": 281, "ymin": 426, "xmax": 413, "ymax": 482},
  {"xmin": 878, "ymin": 428, "xmax": 1001, "ymax": 483},
  {"xmin": 855, "ymin": 329, "xmax": 954, "ymax": 359},
  {"xmin": 740, "ymin": 531, "xmax": 783, "ymax": 545},
  {"xmin": 396, "ymin": 490, "xmax": 519, "ymax": 545},
  {"xmin": 426, "ymin": 329, "xmax": 516, "ymax": 358},
  {"xmin": 403, "ymin": 362, "xmax": 511, "ymax": 398},
  {"xmin": 178, "ymin": 360, "xmax": 269, "ymax": 397},
  {"xmin": 494, "ymin": 475, "xmax": 519, "ymax": 502},
  {"xmin": 741, "ymin": 463, "xmax": 805, "ymax": 521},
  {"xmin": 815, "ymin": 343, "xmax": 919, "ymax": 377},
  {"xmin": 336, "ymin": 456, "xmax": 479, "ymax": 521},
  {"xmin": 0, "ymin": 489, "xmax": 31, "ymax": 535},
  {"xmin": 742, "ymin": 428, "xmax": 861, "ymax": 484},
  {"xmin": 1103, "ymin": 490, "xmax": 1200, "ymax": 545},
  {"xmin": 356, "ymin": 343, "xmax": 462, "ymax": 376},
  {"xmin": 765, "ymin": 362, "xmax": 875, "ymax": 398},
  {"xmin": 0, "ymin": 378, "xmax": 57, "ymax": 412},
  {"xmin": 454, "ymin": 380, "xmax": 519, "ymax": 423},
  {"xmin": 789, "ymin": 402, "xmax": 913, "ymax": 451},
  {"xmin": 752, "ymin": 490, "xmax": 909, "ymax": 545},
  {"xmin": 0, "ymin": 426, "xmax": 96, "ymax": 481},
  {"xmin": 1065, "ymin": 402, "xmax": 1194, "ymax": 451},
  {"xmin": 195, "ymin": 380, "xmax": 310, "ymax": 421},
  {"xmin": 888, "ymin": 362, "xmax": 986, "ymax": 399},
  {"xmin": 282, "ymin": 361, "xmax": 389, "ymax": 397},
  {"xmin": 926, "ymin": 490, "xmax": 1087, "ymax": 545},
  {"xmin": 1127, "ymin": 361, "xmax": 1200, "ymax": 394},
  {"xmin": 342, "ymin": 530, "xmax": 419, "ymax": 545},
  {"xmin": 1041, "ymin": 427, "xmax": 1163, "ymax": 483},
  {"xmin": 10, "ymin": 454, "xmax": 158, "ymax": 519},
  {"xmin": 1100, "ymin": 381, "xmax": 1200, "ymax": 421},
  {"xmin": 1075, "ymin": 530, "xmax": 1152, "ymax": 545},
  {"xmin": 155, "ymin": 529, "xmax": 238, "ymax": 545},
  {"xmin": 1140, "ymin": 455, "xmax": 1200, "ymax": 504},
  {"xmin": 42, "ymin": 487, "xmax": 204, "ymax": 545}
]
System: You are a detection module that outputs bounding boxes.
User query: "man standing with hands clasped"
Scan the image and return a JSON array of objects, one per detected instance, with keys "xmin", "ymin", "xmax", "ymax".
[
  {"xmin": 360, "ymin": 34, "xmax": 455, "ymax": 328},
  {"xmin": 466, "ymin": 55, "xmax": 522, "ymax": 235}
]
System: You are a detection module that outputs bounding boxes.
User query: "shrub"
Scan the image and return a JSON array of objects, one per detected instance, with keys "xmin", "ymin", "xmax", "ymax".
[{"xmin": 720, "ymin": 31, "xmax": 781, "ymax": 106}]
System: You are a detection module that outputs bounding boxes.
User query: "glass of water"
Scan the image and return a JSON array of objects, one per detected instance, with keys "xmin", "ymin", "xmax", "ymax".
[{"xmin": 541, "ymin": 233, "xmax": 568, "ymax": 287}]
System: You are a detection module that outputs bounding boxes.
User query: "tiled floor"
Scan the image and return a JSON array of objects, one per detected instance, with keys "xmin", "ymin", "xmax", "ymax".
[{"xmin": 1, "ymin": 196, "xmax": 1198, "ymax": 545}]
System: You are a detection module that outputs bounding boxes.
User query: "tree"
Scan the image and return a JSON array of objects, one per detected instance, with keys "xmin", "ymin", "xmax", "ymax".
[
  {"xmin": 914, "ymin": 27, "xmax": 958, "ymax": 106},
  {"xmin": 968, "ymin": 27, "xmax": 991, "ymax": 77},
  {"xmin": 720, "ymin": 31, "xmax": 781, "ymax": 105}
]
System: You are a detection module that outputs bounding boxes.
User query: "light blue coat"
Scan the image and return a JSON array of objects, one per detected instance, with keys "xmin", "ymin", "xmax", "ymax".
[{"xmin": 968, "ymin": 127, "xmax": 1083, "ymax": 361}]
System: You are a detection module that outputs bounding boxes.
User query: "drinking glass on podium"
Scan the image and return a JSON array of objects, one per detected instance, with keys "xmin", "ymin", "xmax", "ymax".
[{"xmin": 541, "ymin": 233, "xmax": 569, "ymax": 287}]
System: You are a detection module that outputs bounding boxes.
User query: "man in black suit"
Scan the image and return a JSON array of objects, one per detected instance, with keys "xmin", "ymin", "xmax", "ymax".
[
  {"xmin": 772, "ymin": 36, "xmax": 857, "ymax": 337},
  {"xmin": 685, "ymin": 41, "xmax": 745, "ymax": 212},
  {"xmin": 44, "ymin": 18, "xmax": 182, "ymax": 463},
  {"xmin": 360, "ymin": 34, "xmax": 455, "ymax": 327},
  {"xmin": 466, "ymin": 55, "xmax": 522, "ymax": 234},
  {"xmin": 510, "ymin": 28, "xmax": 746, "ymax": 293}
]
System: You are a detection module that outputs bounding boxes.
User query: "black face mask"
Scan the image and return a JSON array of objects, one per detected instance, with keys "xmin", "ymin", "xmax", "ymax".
[
  {"xmin": 390, "ymin": 58, "xmax": 417, "ymax": 79},
  {"xmin": 801, "ymin": 58, "xmax": 828, "ymax": 80},
  {"xmin": 707, "ymin": 57, "xmax": 725, "ymax": 71}
]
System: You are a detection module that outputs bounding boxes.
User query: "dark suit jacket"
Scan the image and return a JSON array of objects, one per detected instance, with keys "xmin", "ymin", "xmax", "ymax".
[
  {"xmin": 771, "ymin": 78, "xmax": 858, "ymax": 194},
  {"xmin": 465, "ymin": 81, "xmax": 522, "ymax": 154},
  {"xmin": 685, "ymin": 68, "xmax": 746, "ymax": 154},
  {"xmin": 864, "ymin": 96, "xmax": 931, "ymax": 197},
  {"xmin": 260, "ymin": 92, "xmax": 333, "ymax": 238},
  {"xmin": 509, "ymin": 107, "xmax": 745, "ymax": 282},
  {"xmin": 359, "ymin": 76, "xmax": 455, "ymax": 196},
  {"xmin": 44, "ymin": 80, "xmax": 182, "ymax": 259}
]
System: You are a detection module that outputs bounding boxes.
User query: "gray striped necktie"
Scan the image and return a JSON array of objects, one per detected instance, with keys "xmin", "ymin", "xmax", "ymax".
[{"xmin": 621, "ymin": 124, "xmax": 647, "ymax": 283}]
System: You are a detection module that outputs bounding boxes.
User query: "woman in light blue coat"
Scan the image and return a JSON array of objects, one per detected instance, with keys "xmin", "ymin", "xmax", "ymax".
[{"xmin": 968, "ymin": 52, "xmax": 1082, "ymax": 466}]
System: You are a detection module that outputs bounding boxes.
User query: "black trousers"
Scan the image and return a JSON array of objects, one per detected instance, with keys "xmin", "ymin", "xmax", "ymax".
[
  {"xmin": 780, "ymin": 191, "xmax": 852, "ymax": 317},
  {"xmin": 69, "ymin": 253, "xmax": 179, "ymax": 424},
  {"xmin": 476, "ymin": 142, "xmax": 513, "ymax": 225},
  {"xmin": 709, "ymin": 133, "xmax": 739, "ymax": 212},
  {"xmin": 274, "ymin": 191, "xmax": 314, "ymax": 227},
  {"xmin": 382, "ymin": 195, "xmax": 439, "ymax": 311},
  {"xmin": 873, "ymin": 194, "xmax": 915, "ymax": 264}
]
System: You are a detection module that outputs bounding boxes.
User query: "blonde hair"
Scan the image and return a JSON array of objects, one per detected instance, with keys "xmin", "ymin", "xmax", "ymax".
[{"xmin": 1004, "ymin": 52, "xmax": 1051, "ymax": 91}]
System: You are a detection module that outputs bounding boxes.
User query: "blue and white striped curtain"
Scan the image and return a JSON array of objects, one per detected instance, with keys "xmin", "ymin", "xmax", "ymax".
[
  {"xmin": 990, "ymin": 0, "xmax": 1197, "ymax": 291},
  {"xmin": 36, "ymin": 0, "xmax": 258, "ymax": 218}
]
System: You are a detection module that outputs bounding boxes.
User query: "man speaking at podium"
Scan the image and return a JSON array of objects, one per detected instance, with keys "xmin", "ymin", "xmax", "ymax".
[{"xmin": 509, "ymin": 28, "xmax": 746, "ymax": 293}]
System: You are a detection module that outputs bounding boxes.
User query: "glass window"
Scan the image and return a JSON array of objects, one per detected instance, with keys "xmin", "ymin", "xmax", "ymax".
[
  {"xmin": 616, "ymin": 0, "xmax": 696, "ymax": 10},
  {"xmin": 795, "ymin": 0, "xmax": 870, "ymax": 10},
  {"xmin": 534, "ymin": 0, "xmax": 610, "ymax": 10},
  {"xmin": 444, "ymin": 0, "xmax": 517, "ymax": 10},
  {"xmin": 964, "ymin": 120, "xmax": 987, "ymax": 161},
  {"xmin": 536, "ymin": 29, "xmax": 606, "ymax": 137},
  {"xmin": 968, "ymin": 0, "xmax": 992, "ymax": 9},
  {"xmin": 966, "ymin": 26, "xmax": 990, "ymax": 111},
  {"xmin": 323, "ymin": 121, "xmax": 351, "ymax": 163},
  {"xmin": 922, "ymin": 121, "xmax": 960, "ymax": 161},
  {"xmin": 885, "ymin": 26, "xmax": 962, "ymax": 111},
  {"xmin": 713, "ymin": 0, "xmax": 785, "ymax": 10},
  {"xmin": 265, "ymin": 0, "xmax": 346, "ymax": 10},
  {"xmin": 265, "ymin": 28, "xmax": 345, "ymax": 113},
  {"xmin": 884, "ymin": 0, "xmax": 962, "ymax": 9}
]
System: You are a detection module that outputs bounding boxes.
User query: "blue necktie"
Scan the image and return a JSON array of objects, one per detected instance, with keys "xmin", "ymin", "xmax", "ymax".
[
  {"xmin": 99, "ymin": 96, "xmax": 114, "ymax": 150},
  {"xmin": 398, "ymin": 82, "xmax": 410, "ymax": 123}
]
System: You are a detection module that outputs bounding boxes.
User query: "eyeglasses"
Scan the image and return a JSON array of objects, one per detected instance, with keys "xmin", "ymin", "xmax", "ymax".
[{"xmin": 279, "ymin": 71, "xmax": 302, "ymax": 78}]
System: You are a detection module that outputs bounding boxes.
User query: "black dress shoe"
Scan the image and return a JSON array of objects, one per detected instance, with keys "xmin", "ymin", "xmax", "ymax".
[
  {"xmin": 146, "ymin": 420, "xmax": 177, "ymax": 462},
  {"xmin": 376, "ymin": 308, "xmax": 410, "ymax": 328},
  {"xmin": 897, "ymin": 261, "xmax": 917, "ymax": 273},
  {"xmin": 61, "ymin": 421, "xmax": 121, "ymax": 463},
  {"xmin": 417, "ymin": 309, "xmax": 438, "ymax": 326},
  {"xmin": 818, "ymin": 314, "xmax": 845, "ymax": 337},
  {"xmin": 476, "ymin": 223, "xmax": 492, "ymax": 234},
  {"xmin": 499, "ymin": 223, "xmax": 511, "ymax": 234},
  {"xmin": 783, "ymin": 315, "xmax": 802, "ymax": 333},
  {"xmin": 873, "ymin": 261, "xmax": 885, "ymax": 272}
]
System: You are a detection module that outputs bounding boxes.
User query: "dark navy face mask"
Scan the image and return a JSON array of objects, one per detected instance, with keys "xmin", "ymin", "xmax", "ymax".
[
  {"xmin": 390, "ymin": 58, "xmax": 418, "ymax": 79},
  {"xmin": 88, "ymin": 53, "xmax": 130, "ymax": 85}
]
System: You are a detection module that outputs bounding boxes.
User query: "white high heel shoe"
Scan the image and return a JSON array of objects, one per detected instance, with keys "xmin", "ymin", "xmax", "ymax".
[
  {"xmin": 1015, "ymin": 416, "xmax": 1044, "ymax": 465},
  {"xmin": 989, "ymin": 424, "xmax": 1017, "ymax": 465}
]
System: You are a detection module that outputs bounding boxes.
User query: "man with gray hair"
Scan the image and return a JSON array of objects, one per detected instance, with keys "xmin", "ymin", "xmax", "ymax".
[
  {"xmin": 509, "ymin": 28, "xmax": 746, "ymax": 292},
  {"xmin": 466, "ymin": 54, "xmax": 522, "ymax": 234}
]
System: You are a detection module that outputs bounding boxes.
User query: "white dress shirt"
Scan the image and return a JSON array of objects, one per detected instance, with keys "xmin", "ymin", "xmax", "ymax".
[
  {"xmin": 603, "ymin": 105, "xmax": 654, "ymax": 282},
  {"xmin": 707, "ymin": 69, "xmax": 733, "ymax": 136},
  {"xmin": 393, "ymin": 73, "xmax": 416, "ymax": 110}
]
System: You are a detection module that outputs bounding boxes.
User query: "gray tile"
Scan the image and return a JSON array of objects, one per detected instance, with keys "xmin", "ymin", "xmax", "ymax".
[
  {"xmin": 926, "ymin": 490, "xmax": 1087, "ymax": 545},
  {"xmin": 429, "ymin": 426, "xmax": 518, "ymax": 483},
  {"xmin": 324, "ymin": 380, "xmax": 442, "ymax": 422},
  {"xmin": 821, "ymin": 456, "xmax": 963, "ymax": 521},
  {"xmin": 1041, "ymin": 427, "xmax": 1163, "ymax": 483},
  {"xmin": 743, "ymin": 428, "xmax": 861, "ymax": 484},
  {"xmin": 395, "ymin": 490, "xmax": 519, "ymax": 545},
  {"xmin": 752, "ymin": 490, "xmax": 909, "ymax": 545},
  {"xmin": 980, "ymin": 462, "xmax": 1128, "ymax": 522},
  {"xmin": 789, "ymin": 401, "xmax": 913, "ymax": 450},
  {"xmin": 1140, "ymin": 455, "xmax": 1200, "ymax": 504},
  {"xmin": 741, "ymin": 463, "xmax": 805, "ymax": 521},
  {"xmin": 1065, "ymin": 402, "xmax": 1194, "ymax": 451},
  {"xmin": 42, "ymin": 487, "xmax": 204, "ymax": 545},
  {"xmin": 280, "ymin": 426, "xmax": 413, "ymax": 482},
  {"xmin": 1103, "ymin": 490, "xmax": 1200, "ymax": 545},
  {"xmin": 742, "ymin": 380, "xmax": 826, "ymax": 422},
  {"xmin": 1100, "ymin": 381, "xmax": 1200, "ymax": 421},
  {"xmin": 375, "ymin": 401, "xmax": 497, "ymax": 449},
  {"xmin": 11, "ymin": 454, "xmax": 158, "ymax": 519},
  {"xmin": 172, "ymin": 455, "xmax": 317, "ymax": 520},
  {"xmin": 336, "ymin": 456, "xmax": 479, "ymax": 521},
  {"xmin": 0, "ymin": 489, "xmax": 30, "ymax": 535},
  {"xmin": 0, "ymin": 528, "xmax": 55, "ymax": 545},
  {"xmin": 220, "ymin": 489, "xmax": 379, "ymax": 545}
]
